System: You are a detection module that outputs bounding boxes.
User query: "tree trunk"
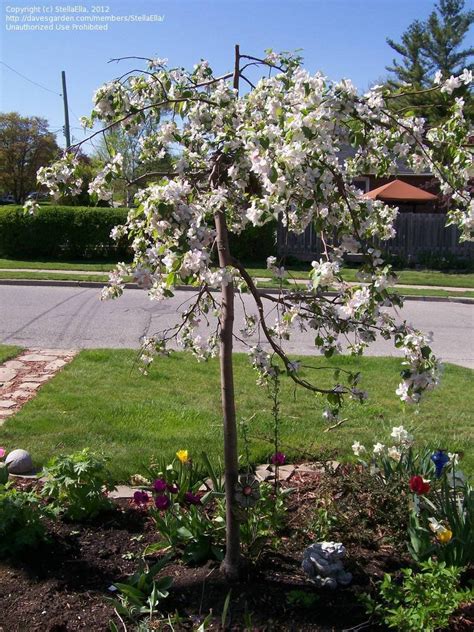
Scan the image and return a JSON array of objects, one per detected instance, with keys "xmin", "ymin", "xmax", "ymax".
[
  {"xmin": 215, "ymin": 209, "xmax": 241, "ymax": 581},
  {"xmin": 217, "ymin": 44, "xmax": 241, "ymax": 582}
]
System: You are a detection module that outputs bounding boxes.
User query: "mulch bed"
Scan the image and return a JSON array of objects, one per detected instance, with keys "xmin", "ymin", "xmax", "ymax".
[{"xmin": 1, "ymin": 471, "xmax": 472, "ymax": 631}]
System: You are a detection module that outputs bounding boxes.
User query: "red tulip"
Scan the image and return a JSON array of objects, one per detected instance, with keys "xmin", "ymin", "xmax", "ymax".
[{"xmin": 409, "ymin": 475, "xmax": 430, "ymax": 495}]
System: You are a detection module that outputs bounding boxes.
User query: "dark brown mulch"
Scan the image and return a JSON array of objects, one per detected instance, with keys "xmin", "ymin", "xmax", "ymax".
[{"xmin": 0, "ymin": 471, "xmax": 471, "ymax": 631}]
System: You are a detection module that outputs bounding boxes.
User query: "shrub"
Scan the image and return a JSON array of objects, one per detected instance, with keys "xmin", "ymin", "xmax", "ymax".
[
  {"xmin": 227, "ymin": 220, "xmax": 276, "ymax": 263},
  {"xmin": 0, "ymin": 486, "xmax": 49, "ymax": 557},
  {"xmin": 41, "ymin": 449, "xmax": 115, "ymax": 521},
  {"xmin": 0, "ymin": 205, "xmax": 130, "ymax": 260},
  {"xmin": 362, "ymin": 560, "xmax": 471, "ymax": 632}
]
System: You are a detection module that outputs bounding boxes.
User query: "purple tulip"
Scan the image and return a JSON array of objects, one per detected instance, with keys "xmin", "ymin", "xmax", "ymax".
[
  {"xmin": 271, "ymin": 451, "xmax": 286, "ymax": 466},
  {"xmin": 132, "ymin": 490, "xmax": 150, "ymax": 506},
  {"xmin": 167, "ymin": 483, "xmax": 179, "ymax": 494},
  {"xmin": 153, "ymin": 478, "xmax": 167, "ymax": 493},
  {"xmin": 184, "ymin": 491, "xmax": 201, "ymax": 505},
  {"xmin": 154, "ymin": 494, "xmax": 171, "ymax": 510}
]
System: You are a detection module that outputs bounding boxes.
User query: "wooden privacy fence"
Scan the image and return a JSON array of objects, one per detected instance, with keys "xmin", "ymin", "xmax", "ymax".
[{"xmin": 277, "ymin": 213, "xmax": 474, "ymax": 263}]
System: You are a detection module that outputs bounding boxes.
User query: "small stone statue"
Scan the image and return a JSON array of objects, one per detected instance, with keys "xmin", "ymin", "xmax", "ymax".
[{"xmin": 302, "ymin": 541, "xmax": 352, "ymax": 589}]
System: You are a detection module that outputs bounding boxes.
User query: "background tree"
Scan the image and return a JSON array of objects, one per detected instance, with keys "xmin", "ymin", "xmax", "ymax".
[
  {"xmin": 386, "ymin": 21, "xmax": 430, "ymax": 88},
  {"xmin": 0, "ymin": 113, "xmax": 59, "ymax": 203},
  {"xmin": 386, "ymin": 0, "xmax": 473, "ymax": 122},
  {"xmin": 93, "ymin": 119, "xmax": 173, "ymax": 207}
]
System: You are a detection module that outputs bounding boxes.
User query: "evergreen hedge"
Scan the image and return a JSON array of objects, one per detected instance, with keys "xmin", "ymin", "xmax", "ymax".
[
  {"xmin": 0, "ymin": 206, "xmax": 276, "ymax": 262},
  {"xmin": 0, "ymin": 206, "xmax": 130, "ymax": 259}
]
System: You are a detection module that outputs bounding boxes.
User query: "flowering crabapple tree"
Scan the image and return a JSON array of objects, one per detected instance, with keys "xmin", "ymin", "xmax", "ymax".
[{"xmin": 32, "ymin": 45, "xmax": 473, "ymax": 580}]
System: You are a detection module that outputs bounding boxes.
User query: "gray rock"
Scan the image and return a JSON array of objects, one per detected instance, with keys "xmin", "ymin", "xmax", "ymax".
[
  {"xmin": 302, "ymin": 542, "xmax": 352, "ymax": 589},
  {"xmin": 5, "ymin": 449, "xmax": 34, "ymax": 474}
]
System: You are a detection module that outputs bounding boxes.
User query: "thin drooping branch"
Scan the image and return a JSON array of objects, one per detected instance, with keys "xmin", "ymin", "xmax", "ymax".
[{"xmin": 231, "ymin": 257, "xmax": 349, "ymax": 397}]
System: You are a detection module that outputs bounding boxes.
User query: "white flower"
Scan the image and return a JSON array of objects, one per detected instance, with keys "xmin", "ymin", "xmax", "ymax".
[
  {"xmin": 311, "ymin": 259, "xmax": 339, "ymax": 287},
  {"xmin": 373, "ymin": 442, "xmax": 385, "ymax": 456},
  {"xmin": 441, "ymin": 75, "xmax": 462, "ymax": 94},
  {"xmin": 387, "ymin": 446, "xmax": 402, "ymax": 462},
  {"xmin": 287, "ymin": 360, "xmax": 301, "ymax": 373},
  {"xmin": 23, "ymin": 199, "xmax": 40, "ymax": 215},
  {"xmin": 448, "ymin": 452, "xmax": 459, "ymax": 466},
  {"xmin": 390, "ymin": 425, "xmax": 413, "ymax": 444},
  {"xmin": 266, "ymin": 256, "xmax": 277, "ymax": 269},
  {"xmin": 322, "ymin": 409, "xmax": 337, "ymax": 422},
  {"xmin": 459, "ymin": 68, "xmax": 473, "ymax": 85},
  {"xmin": 352, "ymin": 441, "xmax": 366, "ymax": 457},
  {"xmin": 433, "ymin": 70, "xmax": 443, "ymax": 84}
]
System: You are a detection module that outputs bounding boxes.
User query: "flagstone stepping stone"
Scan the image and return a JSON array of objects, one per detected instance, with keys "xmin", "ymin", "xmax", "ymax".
[
  {"xmin": 20, "ymin": 382, "xmax": 41, "ymax": 391},
  {"xmin": 0, "ymin": 368, "xmax": 17, "ymax": 384},
  {"xmin": 3, "ymin": 361, "xmax": 24, "ymax": 370},
  {"xmin": 5, "ymin": 449, "xmax": 33, "ymax": 474},
  {"xmin": 44, "ymin": 360, "xmax": 67, "ymax": 371},
  {"xmin": 0, "ymin": 400, "xmax": 16, "ymax": 408},
  {"xmin": 0, "ymin": 348, "xmax": 78, "ymax": 421},
  {"xmin": 22, "ymin": 375, "xmax": 50, "ymax": 383},
  {"xmin": 109, "ymin": 485, "xmax": 138, "ymax": 499},
  {"xmin": 21, "ymin": 353, "xmax": 56, "ymax": 362},
  {"xmin": 10, "ymin": 391, "xmax": 30, "ymax": 399}
]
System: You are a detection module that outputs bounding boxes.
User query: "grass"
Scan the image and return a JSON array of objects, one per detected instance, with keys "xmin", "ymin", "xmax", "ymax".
[
  {"xmin": 0, "ymin": 258, "xmax": 473, "ymax": 288},
  {"xmin": 0, "ymin": 350, "xmax": 472, "ymax": 481},
  {"xmin": 0, "ymin": 258, "xmax": 118, "ymax": 272},
  {"xmin": 0, "ymin": 345, "xmax": 22, "ymax": 364},
  {"xmin": 256, "ymin": 280, "xmax": 474, "ymax": 299},
  {"xmin": 0, "ymin": 271, "xmax": 112, "ymax": 283},
  {"xmin": 247, "ymin": 267, "xmax": 474, "ymax": 288}
]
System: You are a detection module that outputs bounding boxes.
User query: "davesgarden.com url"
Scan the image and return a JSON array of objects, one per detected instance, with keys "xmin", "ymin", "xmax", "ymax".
[{"xmin": 5, "ymin": 11, "xmax": 165, "ymax": 31}]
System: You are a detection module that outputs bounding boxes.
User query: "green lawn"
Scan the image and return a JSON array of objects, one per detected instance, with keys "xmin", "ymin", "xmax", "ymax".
[
  {"xmin": 0, "ymin": 350, "xmax": 472, "ymax": 481},
  {"xmin": 0, "ymin": 271, "xmax": 112, "ymax": 283},
  {"xmin": 0, "ymin": 345, "xmax": 22, "ymax": 363},
  {"xmin": 0, "ymin": 258, "xmax": 118, "ymax": 272},
  {"xmin": 0, "ymin": 258, "xmax": 473, "ymax": 288},
  {"xmin": 256, "ymin": 280, "xmax": 474, "ymax": 299},
  {"xmin": 248, "ymin": 267, "xmax": 474, "ymax": 288}
]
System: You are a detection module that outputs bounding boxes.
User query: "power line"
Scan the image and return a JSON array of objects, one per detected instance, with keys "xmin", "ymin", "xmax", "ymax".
[{"xmin": 0, "ymin": 61, "xmax": 62, "ymax": 96}]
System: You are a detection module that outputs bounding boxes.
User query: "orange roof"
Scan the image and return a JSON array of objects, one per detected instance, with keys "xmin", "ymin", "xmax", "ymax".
[{"xmin": 364, "ymin": 179, "xmax": 438, "ymax": 202}]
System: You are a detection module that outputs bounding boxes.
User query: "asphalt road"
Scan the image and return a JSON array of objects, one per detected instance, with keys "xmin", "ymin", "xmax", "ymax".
[{"xmin": 0, "ymin": 285, "xmax": 473, "ymax": 368}]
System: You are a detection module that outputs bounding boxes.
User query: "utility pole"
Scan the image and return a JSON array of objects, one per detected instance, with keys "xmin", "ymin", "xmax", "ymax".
[{"xmin": 61, "ymin": 70, "xmax": 71, "ymax": 149}]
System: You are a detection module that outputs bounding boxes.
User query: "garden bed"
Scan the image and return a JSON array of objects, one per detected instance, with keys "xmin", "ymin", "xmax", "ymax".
[{"xmin": 1, "ymin": 468, "xmax": 472, "ymax": 631}]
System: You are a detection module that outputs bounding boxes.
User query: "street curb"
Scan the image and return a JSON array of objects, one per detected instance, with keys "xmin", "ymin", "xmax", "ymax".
[{"xmin": 0, "ymin": 278, "xmax": 473, "ymax": 304}]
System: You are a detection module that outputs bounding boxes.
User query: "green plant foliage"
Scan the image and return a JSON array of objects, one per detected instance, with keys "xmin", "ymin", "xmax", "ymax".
[
  {"xmin": 41, "ymin": 449, "xmax": 115, "ymax": 521},
  {"xmin": 362, "ymin": 560, "xmax": 472, "ymax": 632},
  {"xmin": 147, "ymin": 496, "xmax": 226, "ymax": 565},
  {"xmin": 0, "ymin": 205, "xmax": 130, "ymax": 259},
  {"xmin": 286, "ymin": 589, "xmax": 319, "ymax": 609},
  {"xmin": 109, "ymin": 554, "xmax": 173, "ymax": 622},
  {"xmin": 238, "ymin": 482, "xmax": 291, "ymax": 558},
  {"xmin": 0, "ymin": 485, "xmax": 50, "ymax": 557},
  {"xmin": 408, "ymin": 472, "xmax": 473, "ymax": 567}
]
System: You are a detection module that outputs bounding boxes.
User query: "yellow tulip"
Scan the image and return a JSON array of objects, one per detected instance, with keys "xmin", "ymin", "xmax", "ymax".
[
  {"xmin": 176, "ymin": 449, "xmax": 189, "ymax": 464},
  {"xmin": 436, "ymin": 528, "xmax": 453, "ymax": 545}
]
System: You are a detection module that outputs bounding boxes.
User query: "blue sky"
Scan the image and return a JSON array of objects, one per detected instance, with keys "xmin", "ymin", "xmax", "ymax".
[{"xmin": 1, "ymin": 0, "xmax": 470, "ymax": 150}]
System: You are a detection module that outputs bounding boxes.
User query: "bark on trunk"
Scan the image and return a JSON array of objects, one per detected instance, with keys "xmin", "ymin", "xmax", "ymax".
[
  {"xmin": 217, "ymin": 44, "xmax": 241, "ymax": 582},
  {"xmin": 215, "ymin": 209, "xmax": 241, "ymax": 581}
]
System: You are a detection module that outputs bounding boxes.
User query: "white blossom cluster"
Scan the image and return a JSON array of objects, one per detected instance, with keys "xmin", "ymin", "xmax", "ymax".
[{"xmin": 32, "ymin": 53, "xmax": 473, "ymax": 411}]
